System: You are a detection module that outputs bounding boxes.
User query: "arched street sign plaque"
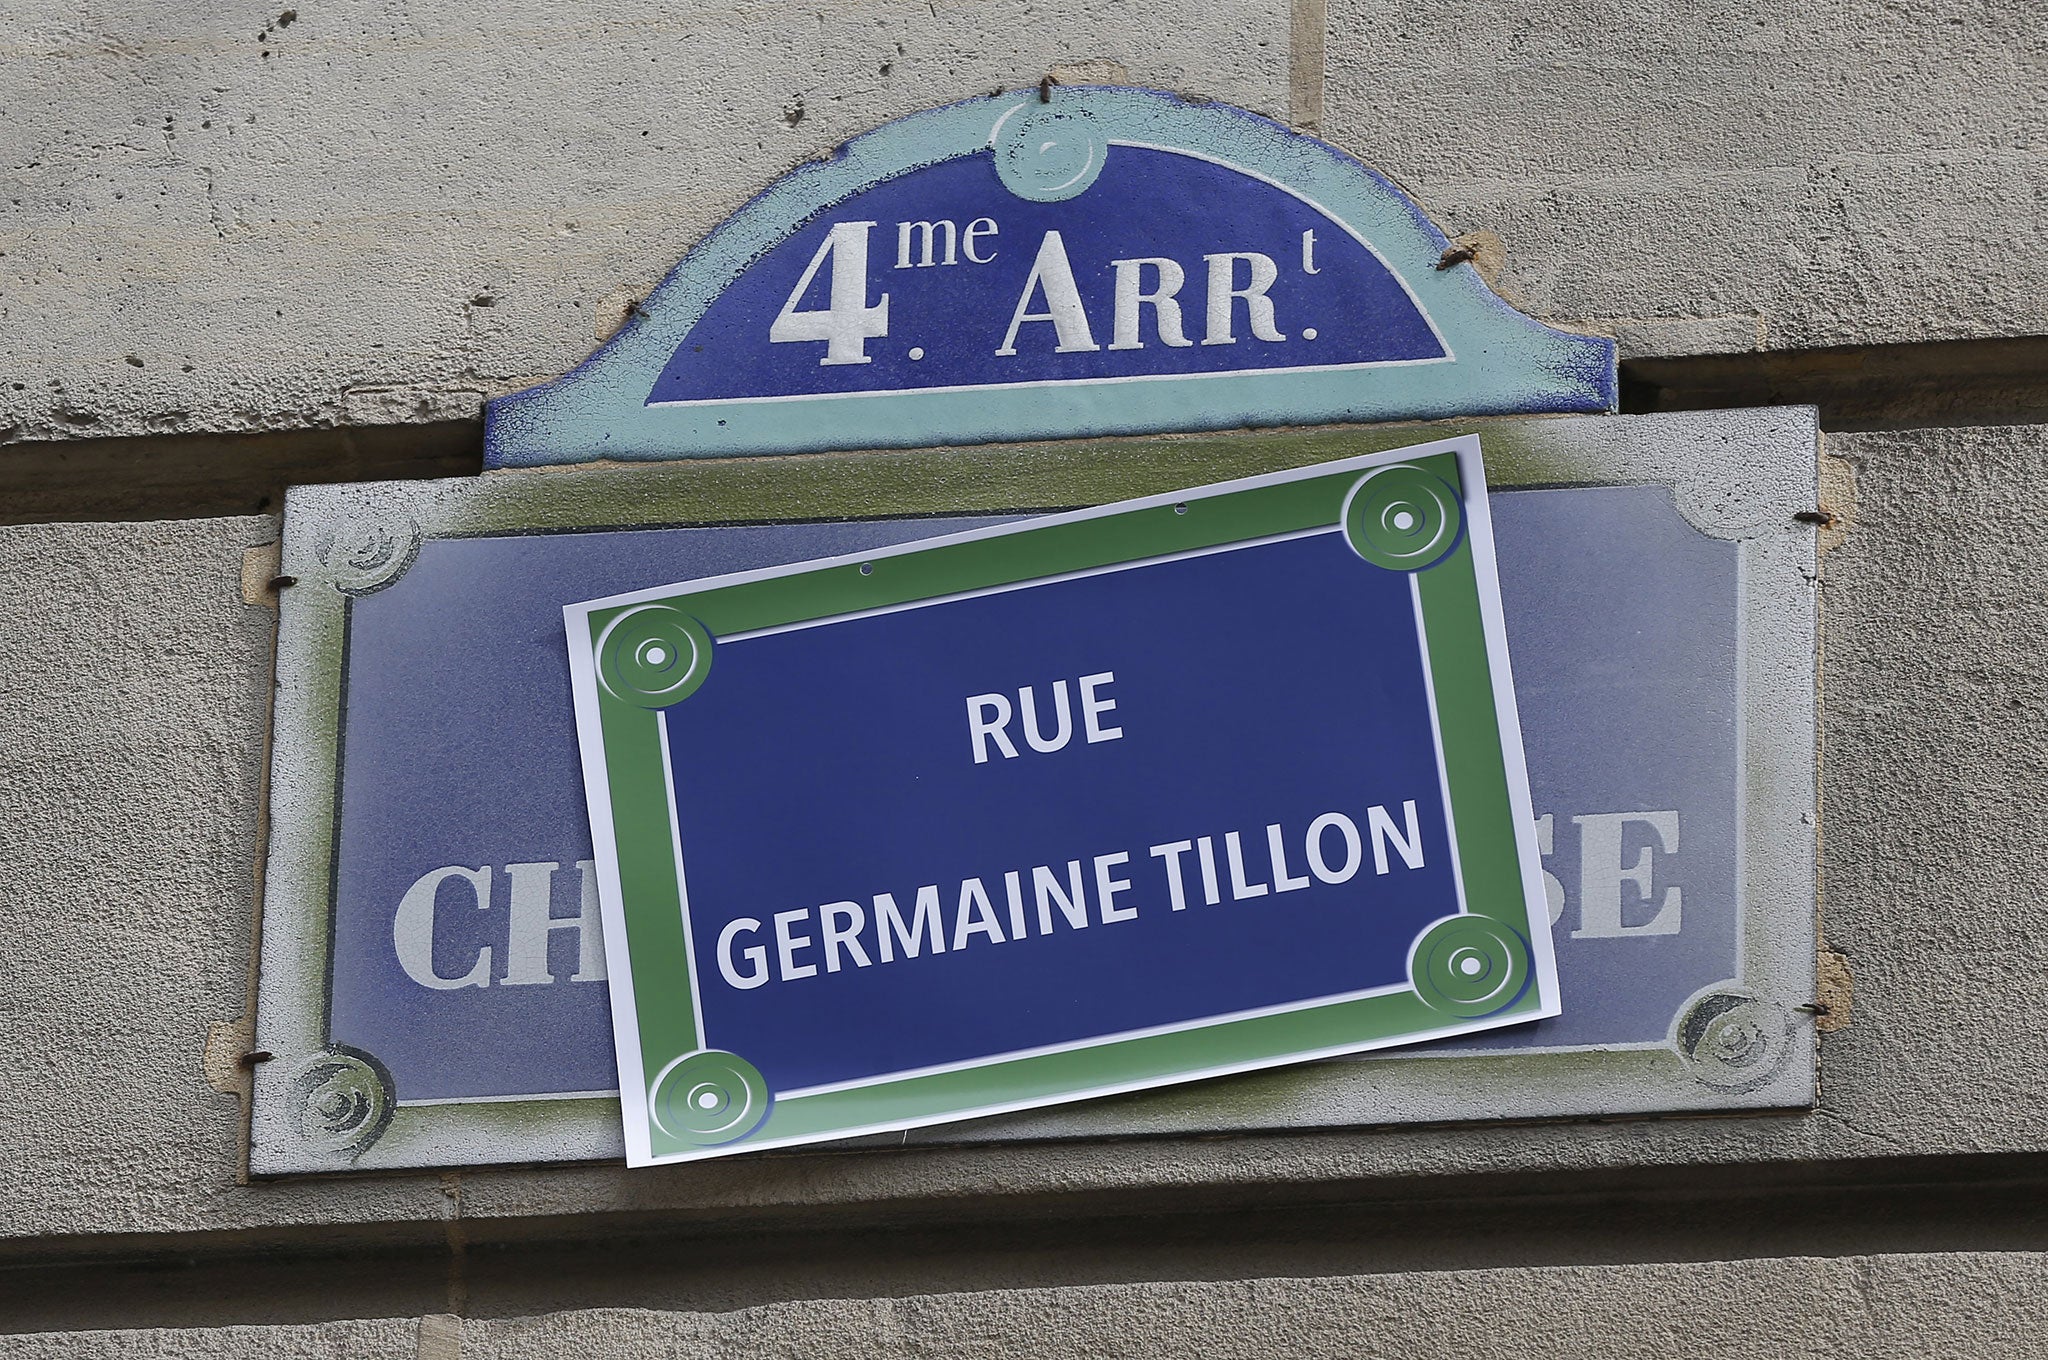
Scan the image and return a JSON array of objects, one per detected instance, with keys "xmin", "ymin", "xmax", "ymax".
[{"xmin": 484, "ymin": 88, "xmax": 1616, "ymax": 466}]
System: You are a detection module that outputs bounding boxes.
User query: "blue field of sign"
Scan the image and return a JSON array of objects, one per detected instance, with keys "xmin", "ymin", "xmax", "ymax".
[
  {"xmin": 647, "ymin": 147, "xmax": 1445, "ymax": 406},
  {"xmin": 661, "ymin": 530, "xmax": 1457, "ymax": 1095}
]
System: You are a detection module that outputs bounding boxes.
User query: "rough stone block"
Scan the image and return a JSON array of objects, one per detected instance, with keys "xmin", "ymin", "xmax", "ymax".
[
  {"xmin": 1324, "ymin": 0, "xmax": 2048, "ymax": 353},
  {"xmin": 0, "ymin": 1, "xmax": 1288, "ymax": 444}
]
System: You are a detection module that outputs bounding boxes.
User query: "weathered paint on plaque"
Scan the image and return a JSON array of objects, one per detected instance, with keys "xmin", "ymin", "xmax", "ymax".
[{"xmin": 484, "ymin": 89, "xmax": 1616, "ymax": 466}]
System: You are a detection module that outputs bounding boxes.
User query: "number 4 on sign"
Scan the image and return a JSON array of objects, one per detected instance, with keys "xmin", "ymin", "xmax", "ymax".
[{"xmin": 771, "ymin": 220, "xmax": 890, "ymax": 365}]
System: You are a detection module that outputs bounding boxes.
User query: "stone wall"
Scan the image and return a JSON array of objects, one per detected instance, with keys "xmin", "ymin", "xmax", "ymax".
[{"xmin": 3, "ymin": 0, "xmax": 2044, "ymax": 1353}]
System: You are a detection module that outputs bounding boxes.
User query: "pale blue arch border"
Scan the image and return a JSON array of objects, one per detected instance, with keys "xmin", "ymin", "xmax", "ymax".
[{"xmin": 484, "ymin": 88, "xmax": 1616, "ymax": 468}]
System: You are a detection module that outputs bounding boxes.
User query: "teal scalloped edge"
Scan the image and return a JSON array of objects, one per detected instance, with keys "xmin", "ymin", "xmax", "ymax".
[{"xmin": 484, "ymin": 88, "xmax": 1616, "ymax": 468}]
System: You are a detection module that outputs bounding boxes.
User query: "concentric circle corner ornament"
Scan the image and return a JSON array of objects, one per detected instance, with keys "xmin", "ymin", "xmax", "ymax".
[
  {"xmin": 289, "ymin": 1045, "xmax": 397, "ymax": 1158},
  {"xmin": 650, "ymin": 1049, "xmax": 773, "ymax": 1148},
  {"xmin": 1341, "ymin": 462, "xmax": 1465, "ymax": 572},
  {"xmin": 1676, "ymin": 990, "xmax": 1796, "ymax": 1090},
  {"xmin": 313, "ymin": 506, "xmax": 423, "ymax": 596},
  {"xmin": 1409, "ymin": 913, "xmax": 1532, "ymax": 1018},
  {"xmin": 596, "ymin": 604, "xmax": 715, "ymax": 709}
]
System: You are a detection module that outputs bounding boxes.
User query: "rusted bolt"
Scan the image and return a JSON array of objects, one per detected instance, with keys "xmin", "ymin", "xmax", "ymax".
[
  {"xmin": 1039, "ymin": 74, "xmax": 1057, "ymax": 103},
  {"xmin": 1435, "ymin": 244, "xmax": 1478, "ymax": 271},
  {"xmin": 1793, "ymin": 509, "xmax": 1837, "ymax": 527},
  {"xmin": 268, "ymin": 574, "xmax": 298, "ymax": 590},
  {"xmin": 238, "ymin": 1050, "xmax": 275, "ymax": 1068}
]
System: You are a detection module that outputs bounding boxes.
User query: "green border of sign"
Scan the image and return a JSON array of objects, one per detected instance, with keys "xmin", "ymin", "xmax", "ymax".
[{"xmin": 566, "ymin": 436, "xmax": 1560, "ymax": 1166}]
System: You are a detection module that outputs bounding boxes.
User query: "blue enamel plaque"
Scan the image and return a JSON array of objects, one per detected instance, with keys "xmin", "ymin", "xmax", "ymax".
[{"xmin": 485, "ymin": 89, "xmax": 1616, "ymax": 465}]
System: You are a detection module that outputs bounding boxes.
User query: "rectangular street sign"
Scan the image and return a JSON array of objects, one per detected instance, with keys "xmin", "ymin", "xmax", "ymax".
[
  {"xmin": 252, "ymin": 407, "xmax": 1819, "ymax": 1175},
  {"xmin": 565, "ymin": 437, "xmax": 1560, "ymax": 1165}
]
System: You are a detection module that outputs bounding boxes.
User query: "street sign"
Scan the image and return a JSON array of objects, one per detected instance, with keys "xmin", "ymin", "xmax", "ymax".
[
  {"xmin": 485, "ymin": 88, "xmax": 1614, "ymax": 466},
  {"xmin": 251, "ymin": 408, "xmax": 1818, "ymax": 1174},
  {"xmin": 565, "ymin": 437, "xmax": 1557, "ymax": 1165}
]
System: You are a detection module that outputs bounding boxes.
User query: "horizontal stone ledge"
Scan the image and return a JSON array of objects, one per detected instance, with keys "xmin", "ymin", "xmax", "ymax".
[
  {"xmin": 3, "ymin": 344, "xmax": 2045, "ymax": 527},
  {"xmin": 7, "ymin": 1250, "xmax": 2048, "ymax": 1356}
]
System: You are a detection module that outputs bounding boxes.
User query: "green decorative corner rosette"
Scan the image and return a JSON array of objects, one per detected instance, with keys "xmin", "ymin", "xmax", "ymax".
[
  {"xmin": 597, "ymin": 604, "xmax": 715, "ymax": 709},
  {"xmin": 1408, "ymin": 913, "xmax": 1532, "ymax": 1018},
  {"xmin": 1341, "ymin": 463, "xmax": 1465, "ymax": 572},
  {"xmin": 649, "ymin": 1049, "xmax": 773, "ymax": 1148}
]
